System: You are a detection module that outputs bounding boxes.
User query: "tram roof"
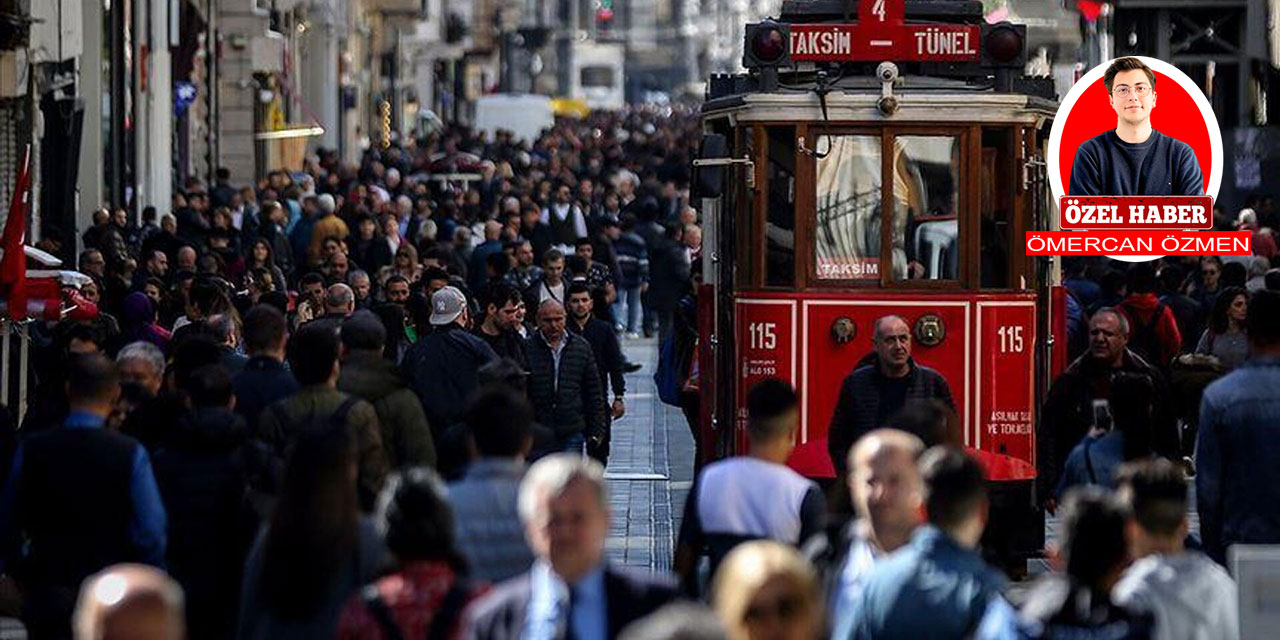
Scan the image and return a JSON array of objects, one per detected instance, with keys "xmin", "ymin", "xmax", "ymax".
[{"xmin": 702, "ymin": 81, "xmax": 1057, "ymax": 126}]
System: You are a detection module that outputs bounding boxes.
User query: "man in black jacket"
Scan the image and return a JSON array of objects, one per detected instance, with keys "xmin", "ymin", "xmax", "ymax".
[
  {"xmin": 403, "ymin": 286, "xmax": 499, "ymax": 438},
  {"xmin": 462, "ymin": 455, "xmax": 678, "ymax": 640},
  {"xmin": 828, "ymin": 315, "xmax": 955, "ymax": 477},
  {"xmin": 475, "ymin": 282, "xmax": 529, "ymax": 370},
  {"xmin": 566, "ymin": 283, "xmax": 626, "ymax": 463},
  {"xmin": 526, "ymin": 299, "xmax": 606, "ymax": 453},
  {"xmin": 232, "ymin": 305, "xmax": 299, "ymax": 432},
  {"xmin": 1039, "ymin": 308, "xmax": 1176, "ymax": 509}
]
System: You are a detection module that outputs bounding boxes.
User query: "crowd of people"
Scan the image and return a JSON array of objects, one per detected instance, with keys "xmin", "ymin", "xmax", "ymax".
[
  {"xmin": 1, "ymin": 96, "xmax": 1278, "ymax": 639},
  {"xmin": 0, "ymin": 106, "xmax": 707, "ymax": 639}
]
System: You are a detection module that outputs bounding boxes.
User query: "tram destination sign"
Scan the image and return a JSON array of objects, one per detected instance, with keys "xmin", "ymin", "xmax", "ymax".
[{"xmin": 788, "ymin": 23, "xmax": 981, "ymax": 63}]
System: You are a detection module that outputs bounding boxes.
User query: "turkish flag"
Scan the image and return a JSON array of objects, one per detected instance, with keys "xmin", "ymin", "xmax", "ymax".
[
  {"xmin": 0, "ymin": 146, "xmax": 32, "ymax": 320},
  {"xmin": 1077, "ymin": 1, "xmax": 1104, "ymax": 22}
]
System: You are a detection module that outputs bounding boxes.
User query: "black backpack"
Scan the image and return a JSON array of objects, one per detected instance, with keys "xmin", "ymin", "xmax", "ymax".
[{"xmin": 1121, "ymin": 302, "xmax": 1167, "ymax": 367}]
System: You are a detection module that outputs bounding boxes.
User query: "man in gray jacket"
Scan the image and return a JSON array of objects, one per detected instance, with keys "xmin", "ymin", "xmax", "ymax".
[
  {"xmin": 447, "ymin": 386, "xmax": 536, "ymax": 582},
  {"xmin": 1113, "ymin": 459, "xmax": 1238, "ymax": 640}
]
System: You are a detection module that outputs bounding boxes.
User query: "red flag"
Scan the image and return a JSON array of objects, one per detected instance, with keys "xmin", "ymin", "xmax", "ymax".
[
  {"xmin": 0, "ymin": 145, "xmax": 32, "ymax": 320},
  {"xmin": 1077, "ymin": 1, "xmax": 1104, "ymax": 22}
]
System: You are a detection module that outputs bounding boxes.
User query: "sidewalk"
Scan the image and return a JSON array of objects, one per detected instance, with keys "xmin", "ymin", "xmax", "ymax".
[{"xmin": 603, "ymin": 336, "xmax": 696, "ymax": 571}]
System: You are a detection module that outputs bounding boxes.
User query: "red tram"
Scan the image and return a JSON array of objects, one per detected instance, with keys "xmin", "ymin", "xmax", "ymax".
[{"xmin": 692, "ymin": 0, "xmax": 1068, "ymax": 563}]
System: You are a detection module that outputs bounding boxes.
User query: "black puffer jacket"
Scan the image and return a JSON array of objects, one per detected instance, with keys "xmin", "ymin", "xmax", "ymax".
[
  {"xmin": 402, "ymin": 323, "xmax": 498, "ymax": 437},
  {"xmin": 525, "ymin": 332, "xmax": 606, "ymax": 440},
  {"xmin": 827, "ymin": 355, "xmax": 955, "ymax": 476},
  {"xmin": 152, "ymin": 407, "xmax": 258, "ymax": 640}
]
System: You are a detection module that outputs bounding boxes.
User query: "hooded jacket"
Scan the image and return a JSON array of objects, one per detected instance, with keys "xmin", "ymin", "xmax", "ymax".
[
  {"xmin": 1117, "ymin": 293, "xmax": 1183, "ymax": 367},
  {"xmin": 339, "ymin": 350, "xmax": 436, "ymax": 469}
]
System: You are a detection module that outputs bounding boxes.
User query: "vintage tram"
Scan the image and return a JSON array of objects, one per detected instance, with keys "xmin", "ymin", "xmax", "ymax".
[{"xmin": 692, "ymin": 0, "xmax": 1068, "ymax": 564}]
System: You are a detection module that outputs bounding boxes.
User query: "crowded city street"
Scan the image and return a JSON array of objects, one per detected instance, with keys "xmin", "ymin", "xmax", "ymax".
[{"xmin": 2, "ymin": 0, "xmax": 1280, "ymax": 638}]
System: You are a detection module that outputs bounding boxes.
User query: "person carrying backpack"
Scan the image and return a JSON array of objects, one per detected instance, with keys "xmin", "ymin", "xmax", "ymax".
[
  {"xmin": 1117, "ymin": 264, "xmax": 1182, "ymax": 369},
  {"xmin": 254, "ymin": 322, "xmax": 390, "ymax": 513}
]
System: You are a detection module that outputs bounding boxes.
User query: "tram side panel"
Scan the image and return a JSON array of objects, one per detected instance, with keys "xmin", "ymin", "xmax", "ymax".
[{"xmin": 732, "ymin": 292, "xmax": 1037, "ymax": 483}]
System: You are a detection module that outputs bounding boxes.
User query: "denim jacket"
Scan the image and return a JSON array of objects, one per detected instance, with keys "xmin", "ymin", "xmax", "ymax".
[
  {"xmin": 851, "ymin": 525, "xmax": 1007, "ymax": 639},
  {"xmin": 1196, "ymin": 356, "xmax": 1280, "ymax": 564}
]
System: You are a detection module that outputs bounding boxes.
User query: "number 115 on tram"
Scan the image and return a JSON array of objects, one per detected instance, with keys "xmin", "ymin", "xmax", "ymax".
[{"xmin": 690, "ymin": 0, "xmax": 1071, "ymax": 566}]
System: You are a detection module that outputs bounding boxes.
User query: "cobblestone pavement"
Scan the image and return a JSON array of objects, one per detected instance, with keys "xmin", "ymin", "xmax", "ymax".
[{"xmin": 603, "ymin": 336, "xmax": 696, "ymax": 571}]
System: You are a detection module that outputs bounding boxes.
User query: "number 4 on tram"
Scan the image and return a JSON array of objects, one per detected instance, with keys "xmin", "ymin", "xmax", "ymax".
[{"xmin": 690, "ymin": 0, "xmax": 1071, "ymax": 570}]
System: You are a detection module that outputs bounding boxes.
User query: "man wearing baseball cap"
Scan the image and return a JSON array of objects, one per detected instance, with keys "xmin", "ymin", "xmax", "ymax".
[{"xmin": 403, "ymin": 286, "xmax": 499, "ymax": 438}]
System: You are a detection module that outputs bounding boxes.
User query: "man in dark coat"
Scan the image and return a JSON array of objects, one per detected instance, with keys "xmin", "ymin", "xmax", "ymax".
[
  {"xmin": 152, "ymin": 364, "xmax": 256, "ymax": 640},
  {"xmin": 402, "ymin": 286, "xmax": 499, "ymax": 437},
  {"xmin": 474, "ymin": 282, "xmax": 529, "ymax": 371},
  {"xmin": 232, "ymin": 305, "xmax": 299, "ymax": 432},
  {"xmin": 462, "ymin": 455, "xmax": 678, "ymax": 640},
  {"xmin": 339, "ymin": 310, "xmax": 436, "ymax": 469},
  {"xmin": 0, "ymin": 354, "xmax": 167, "ymax": 639},
  {"xmin": 526, "ymin": 300, "xmax": 607, "ymax": 454},
  {"xmin": 566, "ymin": 283, "xmax": 625, "ymax": 464},
  {"xmin": 1039, "ymin": 307, "xmax": 1177, "ymax": 509},
  {"xmin": 644, "ymin": 224, "xmax": 692, "ymax": 340},
  {"xmin": 828, "ymin": 315, "xmax": 955, "ymax": 477}
]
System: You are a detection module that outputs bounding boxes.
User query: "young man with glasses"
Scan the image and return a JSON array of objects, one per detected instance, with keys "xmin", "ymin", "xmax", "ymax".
[{"xmin": 1068, "ymin": 57, "xmax": 1204, "ymax": 196}]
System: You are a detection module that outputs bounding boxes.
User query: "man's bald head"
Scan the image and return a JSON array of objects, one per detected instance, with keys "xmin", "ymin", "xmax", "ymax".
[
  {"xmin": 849, "ymin": 428, "xmax": 925, "ymax": 474},
  {"xmin": 74, "ymin": 564, "xmax": 185, "ymax": 640},
  {"xmin": 325, "ymin": 283, "xmax": 355, "ymax": 315},
  {"xmin": 848, "ymin": 429, "xmax": 925, "ymax": 544}
]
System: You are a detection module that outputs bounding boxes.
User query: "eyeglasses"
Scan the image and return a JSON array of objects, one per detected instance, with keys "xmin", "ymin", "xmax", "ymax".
[{"xmin": 1112, "ymin": 85, "xmax": 1152, "ymax": 98}]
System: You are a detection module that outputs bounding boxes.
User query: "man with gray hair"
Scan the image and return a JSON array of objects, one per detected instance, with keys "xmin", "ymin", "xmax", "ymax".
[
  {"xmin": 526, "ymin": 299, "xmax": 606, "ymax": 453},
  {"xmin": 828, "ymin": 315, "xmax": 955, "ymax": 477},
  {"xmin": 463, "ymin": 454, "xmax": 678, "ymax": 640},
  {"xmin": 117, "ymin": 341, "xmax": 166, "ymax": 398},
  {"xmin": 1040, "ymin": 307, "xmax": 1175, "ymax": 511},
  {"xmin": 73, "ymin": 563, "xmax": 185, "ymax": 640},
  {"xmin": 208, "ymin": 313, "xmax": 249, "ymax": 375},
  {"xmin": 347, "ymin": 270, "xmax": 373, "ymax": 309}
]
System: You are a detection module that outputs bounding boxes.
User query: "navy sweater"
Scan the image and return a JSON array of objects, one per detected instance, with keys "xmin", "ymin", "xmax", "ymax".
[{"xmin": 1068, "ymin": 129, "xmax": 1203, "ymax": 196}]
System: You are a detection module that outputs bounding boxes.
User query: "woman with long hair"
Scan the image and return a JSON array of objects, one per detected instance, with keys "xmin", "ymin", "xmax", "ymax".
[
  {"xmin": 712, "ymin": 541, "xmax": 822, "ymax": 640},
  {"xmin": 379, "ymin": 242, "xmax": 422, "ymax": 285},
  {"xmin": 337, "ymin": 468, "xmax": 484, "ymax": 639},
  {"xmin": 1195, "ymin": 286, "xmax": 1249, "ymax": 371},
  {"xmin": 247, "ymin": 237, "xmax": 288, "ymax": 294},
  {"xmin": 237, "ymin": 425, "xmax": 385, "ymax": 639}
]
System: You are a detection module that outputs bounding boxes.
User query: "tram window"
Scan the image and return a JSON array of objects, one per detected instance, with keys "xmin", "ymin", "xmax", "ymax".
[
  {"xmin": 815, "ymin": 135, "xmax": 882, "ymax": 281},
  {"xmin": 981, "ymin": 129, "xmax": 1014, "ymax": 288},
  {"xmin": 891, "ymin": 135, "xmax": 960, "ymax": 281},
  {"xmin": 765, "ymin": 126, "xmax": 796, "ymax": 287}
]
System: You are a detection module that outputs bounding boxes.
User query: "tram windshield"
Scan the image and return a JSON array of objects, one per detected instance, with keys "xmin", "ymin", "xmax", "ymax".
[{"xmin": 815, "ymin": 133, "xmax": 961, "ymax": 282}]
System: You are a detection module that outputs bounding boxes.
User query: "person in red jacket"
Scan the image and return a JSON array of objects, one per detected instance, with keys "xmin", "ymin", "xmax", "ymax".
[{"xmin": 1117, "ymin": 263, "xmax": 1182, "ymax": 367}]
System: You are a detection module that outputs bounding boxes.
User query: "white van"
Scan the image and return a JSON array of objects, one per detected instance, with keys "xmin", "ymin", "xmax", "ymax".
[{"xmin": 473, "ymin": 94, "xmax": 555, "ymax": 145}]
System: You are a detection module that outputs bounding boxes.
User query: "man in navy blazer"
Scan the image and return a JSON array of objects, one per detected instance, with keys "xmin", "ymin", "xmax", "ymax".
[{"xmin": 462, "ymin": 454, "xmax": 678, "ymax": 640}]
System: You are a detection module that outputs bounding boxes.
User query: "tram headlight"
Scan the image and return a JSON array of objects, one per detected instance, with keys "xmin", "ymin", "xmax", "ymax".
[
  {"xmin": 744, "ymin": 21, "xmax": 790, "ymax": 69},
  {"xmin": 980, "ymin": 22, "xmax": 1026, "ymax": 68}
]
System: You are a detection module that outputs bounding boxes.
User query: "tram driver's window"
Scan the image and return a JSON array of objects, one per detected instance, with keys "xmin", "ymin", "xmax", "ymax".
[
  {"xmin": 815, "ymin": 135, "xmax": 882, "ymax": 281},
  {"xmin": 891, "ymin": 135, "xmax": 961, "ymax": 281},
  {"xmin": 765, "ymin": 126, "xmax": 796, "ymax": 287}
]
